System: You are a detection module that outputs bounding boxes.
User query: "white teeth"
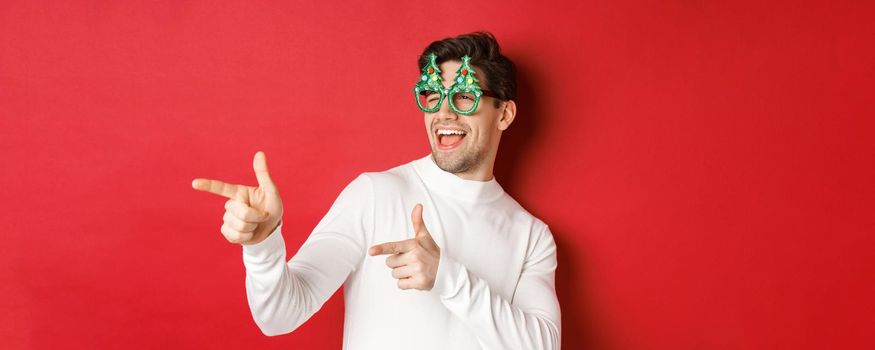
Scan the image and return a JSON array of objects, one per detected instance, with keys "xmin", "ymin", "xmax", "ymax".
[{"xmin": 437, "ymin": 129, "xmax": 467, "ymax": 135}]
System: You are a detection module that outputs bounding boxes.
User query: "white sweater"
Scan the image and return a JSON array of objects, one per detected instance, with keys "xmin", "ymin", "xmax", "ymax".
[{"xmin": 241, "ymin": 154, "xmax": 561, "ymax": 349}]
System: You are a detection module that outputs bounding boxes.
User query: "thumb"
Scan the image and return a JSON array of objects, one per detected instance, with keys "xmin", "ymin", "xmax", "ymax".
[
  {"xmin": 412, "ymin": 204, "xmax": 438, "ymax": 251},
  {"xmin": 253, "ymin": 151, "xmax": 278, "ymax": 193},
  {"xmin": 412, "ymin": 203, "xmax": 427, "ymax": 235}
]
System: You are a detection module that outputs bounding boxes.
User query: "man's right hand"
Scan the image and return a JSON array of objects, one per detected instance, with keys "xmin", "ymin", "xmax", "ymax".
[{"xmin": 191, "ymin": 151, "xmax": 284, "ymax": 245}]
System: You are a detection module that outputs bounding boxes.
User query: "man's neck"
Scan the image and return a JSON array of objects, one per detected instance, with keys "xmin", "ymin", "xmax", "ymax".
[{"xmin": 447, "ymin": 158, "xmax": 495, "ymax": 182}]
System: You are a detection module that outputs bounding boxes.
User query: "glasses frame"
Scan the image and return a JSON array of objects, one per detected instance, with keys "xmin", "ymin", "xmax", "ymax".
[{"xmin": 414, "ymin": 54, "xmax": 498, "ymax": 115}]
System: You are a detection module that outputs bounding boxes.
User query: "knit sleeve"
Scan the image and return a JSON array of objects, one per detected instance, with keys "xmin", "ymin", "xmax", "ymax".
[
  {"xmin": 430, "ymin": 223, "xmax": 561, "ymax": 349},
  {"xmin": 241, "ymin": 173, "xmax": 374, "ymax": 336}
]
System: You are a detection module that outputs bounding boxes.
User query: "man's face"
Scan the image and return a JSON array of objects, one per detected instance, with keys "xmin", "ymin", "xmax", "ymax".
[{"xmin": 425, "ymin": 60, "xmax": 506, "ymax": 176}]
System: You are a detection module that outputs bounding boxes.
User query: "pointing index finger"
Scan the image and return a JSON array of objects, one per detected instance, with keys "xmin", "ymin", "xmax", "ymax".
[
  {"xmin": 368, "ymin": 239, "xmax": 417, "ymax": 256},
  {"xmin": 192, "ymin": 178, "xmax": 249, "ymax": 201}
]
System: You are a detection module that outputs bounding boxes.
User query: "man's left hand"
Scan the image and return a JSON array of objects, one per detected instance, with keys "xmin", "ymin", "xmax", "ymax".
[{"xmin": 368, "ymin": 203, "xmax": 441, "ymax": 291}]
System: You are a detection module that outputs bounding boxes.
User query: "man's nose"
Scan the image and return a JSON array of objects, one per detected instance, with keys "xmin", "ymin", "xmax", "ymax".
[{"xmin": 434, "ymin": 97, "xmax": 458, "ymax": 121}]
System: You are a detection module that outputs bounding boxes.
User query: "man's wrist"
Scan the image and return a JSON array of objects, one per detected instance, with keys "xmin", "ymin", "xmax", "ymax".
[
  {"xmin": 268, "ymin": 219, "xmax": 282, "ymax": 235},
  {"xmin": 242, "ymin": 219, "xmax": 285, "ymax": 260},
  {"xmin": 430, "ymin": 249, "xmax": 462, "ymax": 298},
  {"xmin": 242, "ymin": 219, "xmax": 283, "ymax": 247}
]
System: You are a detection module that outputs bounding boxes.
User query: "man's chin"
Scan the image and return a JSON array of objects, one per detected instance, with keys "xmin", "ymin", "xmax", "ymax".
[
  {"xmin": 431, "ymin": 151, "xmax": 452, "ymax": 169},
  {"xmin": 431, "ymin": 150, "xmax": 471, "ymax": 174}
]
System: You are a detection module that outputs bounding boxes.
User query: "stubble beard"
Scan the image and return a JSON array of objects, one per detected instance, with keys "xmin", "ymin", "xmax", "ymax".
[{"xmin": 431, "ymin": 140, "xmax": 485, "ymax": 175}]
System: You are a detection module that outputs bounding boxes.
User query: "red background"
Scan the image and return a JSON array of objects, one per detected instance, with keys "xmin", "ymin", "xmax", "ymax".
[{"xmin": 1, "ymin": 1, "xmax": 873, "ymax": 349}]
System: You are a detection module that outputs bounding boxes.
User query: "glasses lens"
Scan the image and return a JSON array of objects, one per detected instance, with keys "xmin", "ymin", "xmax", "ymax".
[
  {"xmin": 451, "ymin": 92, "xmax": 478, "ymax": 114},
  {"xmin": 418, "ymin": 89, "xmax": 443, "ymax": 112}
]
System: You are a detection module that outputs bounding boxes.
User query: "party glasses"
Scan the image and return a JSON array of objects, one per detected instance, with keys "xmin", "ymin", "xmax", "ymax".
[{"xmin": 414, "ymin": 53, "xmax": 496, "ymax": 115}]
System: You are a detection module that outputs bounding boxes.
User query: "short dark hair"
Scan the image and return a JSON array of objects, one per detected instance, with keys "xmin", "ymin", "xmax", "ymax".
[{"xmin": 418, "ymin": 32, "xmax": 516, "ymax": 108}]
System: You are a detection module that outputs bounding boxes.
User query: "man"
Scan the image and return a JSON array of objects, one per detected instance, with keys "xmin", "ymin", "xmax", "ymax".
[{"xmin": 192, "ymin": 32, "xmax": 561, "ymax": 349}]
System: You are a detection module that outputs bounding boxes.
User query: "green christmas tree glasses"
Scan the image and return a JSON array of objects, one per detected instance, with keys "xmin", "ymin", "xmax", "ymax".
[{"xmin": 414, "ymin": 53, "xmax": 497, "ymax": 115}]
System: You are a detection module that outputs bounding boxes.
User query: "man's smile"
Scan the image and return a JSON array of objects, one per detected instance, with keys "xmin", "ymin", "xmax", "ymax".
[{"xmin": 435, "ymin": 126, "xmax": 468, "ymax": 150}]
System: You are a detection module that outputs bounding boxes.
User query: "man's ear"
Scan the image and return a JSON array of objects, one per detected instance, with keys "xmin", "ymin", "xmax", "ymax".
[{"xmin": 497, "ymin": 100, "xmax": 517, "ymax": 131}]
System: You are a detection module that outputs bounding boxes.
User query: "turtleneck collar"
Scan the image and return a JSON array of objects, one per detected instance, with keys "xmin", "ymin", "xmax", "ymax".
[{"xmin": 412, "ymin": 153, "xmax": 505, "ymax": 203}]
